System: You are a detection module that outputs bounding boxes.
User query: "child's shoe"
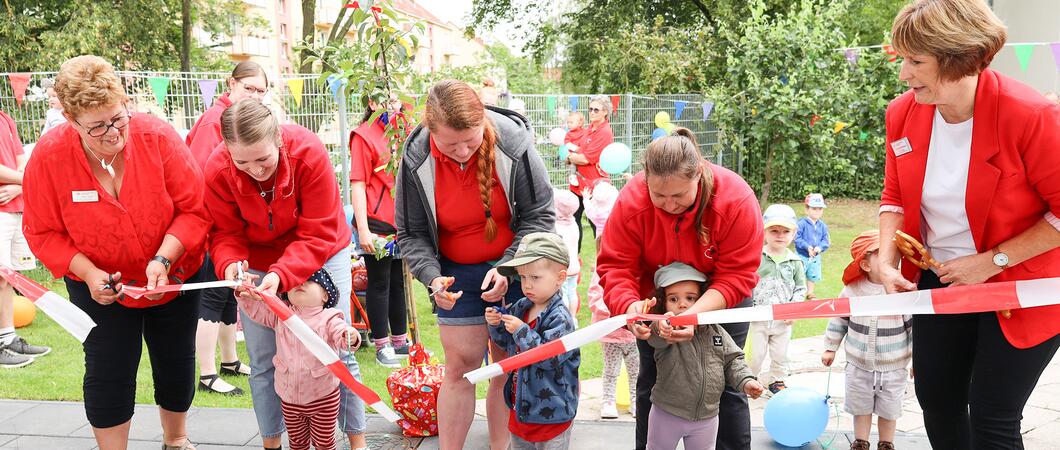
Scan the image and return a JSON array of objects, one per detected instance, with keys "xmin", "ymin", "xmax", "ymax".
[
  {"xmin": 376, "ymin": 345, "xmax": 402, "ymax": 368},
  {"xmin": 877, "ymin": 442, "xmax": 895, "ymax": 450},
  {"xmin": 850, "ymin": 439, "xmax": 870, "ymax": 450},
  {"xmin": 768, "ymin": 381, "xmax": 787, "ymax": 394},
  {"xmin": 629, "ymin": 402, "xmax": 636, "ymax": 418},
  {"xmin": 600, "ymin": 402, "xmax": 619, "ymax": 419}
]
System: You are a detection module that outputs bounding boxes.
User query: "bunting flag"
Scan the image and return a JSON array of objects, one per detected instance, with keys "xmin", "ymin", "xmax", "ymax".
[
  {"xmin": 147, "ymin": 77, "xmax": 171, "ymax": 109},
  {"xmin": 882, "ymin": 44, "xmax": 898, "ymax": 62},
  {"xmin": 702, "ymin": 102, "xmax": 714, "ymax": 121},
  {"xmin": 326, "ymin": 75, "xmax": 346, "ymax": 101},
  {"xmin": 0, "ymin": 266, "xmax": 96, "ymax": 343},
  {"xmin": 7, "ymin": 74, "xmax": 30, "ymax": 107},
  {"xmin": 546, "ymin": 96, "xmax": 557, "ymax": 113},
  {"xmin": 674, "ymin": 101, "xmax": 687, "ymax": 120},
  {"xmin": 859, "ymin": 130, "xmax": 869, "ymax": 141},
  {"xmin": 1051, "ymin": 43, "xmax": 1060, "ymax": 72},
  {"xmin": 286, "ymin": 79, "xmax": 305, "ymax": 107},
  {"xmin": 833, "ymin": 122, "xmax": 849, "ymax": 134},
  {"xmin": 810, "ymin": 114, "xmax": 822, "ymax": 127},
  {"xmin": 466, "ymin": 277, "xmax": 1060, "ymax": 384},
  {"xmin": 287, "ymin": 79, "xmax": 305, "ymax": 107},
  {"xmin": 197, "ymin": 79, "xmax": 218, "ymax": 109},
  {"xmin": 610, "ymin": 95, "xmax": 620, "ymax": 113},
  {"xmin": 1013, "ymin": 44, "xmax": 1035, "ymax": 72},
  {"xmin": 569, "ymin": 96, "xmax": 579, "ymax": 112},
  {"xmin": 844, "ymin": 48, "xmax": 859, "ymax": 66},
  {"xmin": 256, "ymin": 289, "xmax": 401, "ymax": 422}
]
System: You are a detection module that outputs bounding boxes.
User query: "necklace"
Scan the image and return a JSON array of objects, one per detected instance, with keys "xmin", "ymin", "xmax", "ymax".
[
  {"xmin": 255, "ymin": 180, "xmax": 275, "ymax": 199},
  {"xmin": 82, "ymin": 139, "xmax": 120, "ymax": 177}
]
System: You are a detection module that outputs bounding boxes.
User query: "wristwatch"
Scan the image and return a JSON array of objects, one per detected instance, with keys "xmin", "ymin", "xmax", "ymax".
[
  {"xmin": 991, "ymin": 247, "xmax": 1010, "ymax": 270},
  {"xmin": 151, "ymin": 255, "xmax": 172, "ymax": 271}
]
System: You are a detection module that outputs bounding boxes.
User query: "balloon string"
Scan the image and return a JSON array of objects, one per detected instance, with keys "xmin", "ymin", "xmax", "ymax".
[{"xmin": 817, "ymin": 366, "xmax": 842, "ymax": 449}]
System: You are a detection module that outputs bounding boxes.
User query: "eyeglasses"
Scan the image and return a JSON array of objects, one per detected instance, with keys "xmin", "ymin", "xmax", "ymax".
[
  {"xmin": 589, "ymin": 107, "xmax": 603, "ymax": 113},
  {"xmin": 238, "ymin": 80, "xmax": 268, "ymax": 95},
  {"xmin": 75, "ymin": 110, "xmax": 131, "ymax": 138}
]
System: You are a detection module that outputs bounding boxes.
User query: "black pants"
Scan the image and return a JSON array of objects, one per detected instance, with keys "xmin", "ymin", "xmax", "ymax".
[
  {"xmin": 572, "ymin": 192, "xmax": 598, "ymax": 254},
  {"xmin": 67, "ymin": 265, "xmax": 203, "ymax": 428},
  {"xmin": 362, "ymin": 255, "xmax": 408, "ymax": 340},
  {"xmin": 635, "ymin": 298, "xmax": 753, "ymax": 450},
  {"xmin": 914, "ymin": 270, "xmax": 1060, "ymax": 449}
]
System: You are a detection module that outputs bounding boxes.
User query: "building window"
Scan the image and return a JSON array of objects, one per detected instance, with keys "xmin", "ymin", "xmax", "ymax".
[{"xmin": 280, "ymin": 23, "xmax": 287, "ymax": 36}]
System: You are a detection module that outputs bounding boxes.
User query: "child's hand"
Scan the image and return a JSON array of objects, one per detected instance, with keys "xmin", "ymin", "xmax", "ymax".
[
  {"xmin": 346, "ymin": 326, "xmax": 362, "ymax": 350},
  {"xmin": 744, "ymin": 380, "xmax": 765, "ymax": 399},
  {"xmin": 784, "ymin": 319, "xmax": 794, "ymax": 325},
  {"xmin": 821, "ymin": 350, "xmax": 835, "ymax": 366},
  {"xmin": 500, "ymin": 314, "xmax": 525, "ymax": 334},
  {"xmin": 485, "ymin": 307, "xmax": 502, "ymax": 326}
]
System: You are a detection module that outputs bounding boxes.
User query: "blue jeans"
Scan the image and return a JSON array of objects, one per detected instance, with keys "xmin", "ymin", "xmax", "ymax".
[{"xmin": 241, "ymin": 247, "xmax": 366, "ymax": 438}]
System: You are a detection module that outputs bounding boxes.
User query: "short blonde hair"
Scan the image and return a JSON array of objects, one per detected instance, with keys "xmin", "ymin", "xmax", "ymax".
[
  {"xmin": 567, "ymin": 111, "xmax": 585, "ymax": 125},
  {"xmin": 54, "ymin": 55, "xmax": 128, "ymax": 117},
  {"xmin": 892, "ymin": 0, "xmax": 1007, "ymax": 81}
]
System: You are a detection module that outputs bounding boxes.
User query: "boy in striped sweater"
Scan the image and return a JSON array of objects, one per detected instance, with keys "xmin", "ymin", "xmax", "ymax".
[{"xmin": 821, "ymin": 230, "xmax": 912, "ymax": 450}]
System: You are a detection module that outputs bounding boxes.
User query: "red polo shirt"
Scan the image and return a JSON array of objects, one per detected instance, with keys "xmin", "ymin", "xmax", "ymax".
[
  {"xmin": 569, "ymin": 119, "xmax": 612, "ymax": 194},
  {"xmin": 430, "ymin": 136, "xmax": 514, "ymax": 264},
  {"xmin": 185, "ymin": 92, "xmax": 233, "ymax": 170},
  {"xmin": 349, "ymin": 118, "xmax": 396, "ymax": 227},
  {"xmin": 22, "ymin": 114, "xmax": 210, "ymax": 307},
  {"xmin": 0, "ymin": 111, "xmax": 24, "ymax": 213}
]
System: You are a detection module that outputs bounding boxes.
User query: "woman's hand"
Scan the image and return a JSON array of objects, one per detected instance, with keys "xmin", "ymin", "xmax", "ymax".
[
  {"xmin": 936, "ymin": 252, "xmax": 1002, "ymax": 286},
  {"xmin": 239, "ymin": 272, "xmax": 280, "ymax": 301},
  {"xmin": 85, "ymin": 269, "xmax": 123, "ymax": 305},
  {"xmin": 357, "ymin": 226, "xmax": 377, "ymax": 255},
  {"xmin": 879, "ymin": 265, "xmax": 916, "ymax": 294},
  {"xmin": 480, "ymin": 268, "xmax": 509, "ymax": 302},
  {"xmin": 144, "ymin": 259, "xmax": 169, "ymax": 301},
  {"xmin": 430, "ymin": 276, "xmax": 462, "ymax": 310},
  {"xmin": 625, "ymin": 298, "xmax": 656, "ymax": 340},
  {"xmin": 0, "ymin": 185, "xmax": 22, "ymax": 205}
]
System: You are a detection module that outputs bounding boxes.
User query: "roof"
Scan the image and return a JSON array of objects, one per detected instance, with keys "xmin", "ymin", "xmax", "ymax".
[{"xmin": 390, "ymin": 0, "xmax": 448, "ymax": 27}]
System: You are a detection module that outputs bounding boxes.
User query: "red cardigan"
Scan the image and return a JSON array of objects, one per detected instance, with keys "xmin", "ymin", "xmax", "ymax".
[
  {"xmin": 185, "ymin": 93, "xmax": 233, "ymax": 170},
  {"xmin": 22, "ymin": 114, "xmax": 209, "ymax": 307},
  {"xmin": 598, "ymin": 165, "xmax": 763, "ymax": 316},
  {"xmin": 205, "ymin": 124, "xmax": 351, "ymax": 292},
  {"xmin": 882, "ymin": 68, "xmax": 1060, "ymax": 348},
  {"xmin": 349, "ymin": 118, "xmax": 395, "ymax": 227}
]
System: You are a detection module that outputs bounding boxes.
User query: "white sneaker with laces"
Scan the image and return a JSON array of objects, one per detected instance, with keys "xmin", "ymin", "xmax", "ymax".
[
  {"xmin": 600, "ymin": 402, "xmax": 619, "ymax": 419},
  {"xmin": 376, "ymin": 345, "xmax": 401, "ymax": 368}
]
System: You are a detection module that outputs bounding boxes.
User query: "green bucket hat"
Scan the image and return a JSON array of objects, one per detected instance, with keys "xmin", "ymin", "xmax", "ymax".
[{"xmin": 496, "ymin": 232, "xmax": 570, "ymax": 277}]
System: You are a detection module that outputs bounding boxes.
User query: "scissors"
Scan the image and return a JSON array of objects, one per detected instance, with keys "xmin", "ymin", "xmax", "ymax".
[
  {"xmin": 235, "ymin": 261, "xmax": 248, "ymax": 286},
  {"xmin": 102, "ymin": 273, "xmax": 124, "ymax": 299}
]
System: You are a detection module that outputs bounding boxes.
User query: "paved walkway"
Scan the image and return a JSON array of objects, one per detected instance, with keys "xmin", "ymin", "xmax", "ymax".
[{"xmin": 2, "ymin": 335, "xmax": 1059, "ymax": 449}]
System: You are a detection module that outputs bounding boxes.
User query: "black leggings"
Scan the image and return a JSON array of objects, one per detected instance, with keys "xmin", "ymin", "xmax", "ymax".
[
  {"xmin": 67, "ymin": 266, "xmax": 203, "ymax": 428},
  {"xmin": 914, "ymin": 270, "xmax": 1060, "ymax": 449},
  {"xmin": 571, "ymin": 192, "xmax": 597, "ymax": 254},
  {"xmin": 362, "ymin": 255, "xmax": 408, "ymax": 340},
  {"xmin": 635, "ymin": 298, "xmax": 753, "ymax": 450}
]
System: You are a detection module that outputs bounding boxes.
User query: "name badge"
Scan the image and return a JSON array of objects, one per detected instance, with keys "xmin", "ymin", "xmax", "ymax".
[
  {"xmin": 72, "ymin": 190, "xmax": 99, "ymax": 203},
  {"xmin": 890, "ymin": 137, "xmax": 913, "ymax": 157}
]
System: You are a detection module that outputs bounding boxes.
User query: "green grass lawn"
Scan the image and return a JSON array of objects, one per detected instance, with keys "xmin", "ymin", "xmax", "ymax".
[{"xmin": 1, "ymin": 199, "xmax": 879, "ymax": 411}]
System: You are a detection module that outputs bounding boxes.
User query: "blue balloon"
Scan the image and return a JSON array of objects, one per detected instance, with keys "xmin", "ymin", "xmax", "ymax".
[
  {"xmin": 557, "ymin": 143, "xmax": 569, "ymax": 162},
  {"xmin": 651, "ymin": 128, "xmax": 667, "ymax": 141},
  {"xmin": 763, "ymin": 387, "xmax": 830, "ymax": 447},
  {"xmin": 599, "ymin": 142, "xmax": 632, "ymax": 175}
]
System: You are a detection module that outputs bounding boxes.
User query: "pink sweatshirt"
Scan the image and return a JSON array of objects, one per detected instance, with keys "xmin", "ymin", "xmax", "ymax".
[{"xmin": 238, "ymin": 298, "xmax": 350, "ymax": 404}]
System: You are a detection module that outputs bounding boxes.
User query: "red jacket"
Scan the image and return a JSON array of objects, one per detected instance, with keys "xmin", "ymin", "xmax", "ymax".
[
  {"xmin": 185, "ymin": 93, "xmax": 233, "ymax": 170},
  {"xmin": 0, "ymin": 111, "xmax": 24, "ymax": 213},
  {"xmin": 205, "ymin": 124, "xmax": 351, "ymax": 292},
  {"xmin": 569, "ymin": 119, "xmax": 612, "ymax": 194},
  {"xmin": 598, "ymin": 165, "xmax": 763, "ymax": 317},
  {"xmin": 349, "ymin": 118, "xmax": 395, "ymax": 227},
  {"xmin": 22, "ymin": 114, "xmax": 209, "ymax": 307},
  {"xmin": 882, "ymin": 69, "xmax": 1060, "ymax": 348}
]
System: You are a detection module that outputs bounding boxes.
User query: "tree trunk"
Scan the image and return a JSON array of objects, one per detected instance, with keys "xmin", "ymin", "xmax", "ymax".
[
  {"xmin": 180, "ymin": 0, "xmax": 191, "ymax": 71},
  {"xmin": 299, "ymin": 0, "xmax": 316, "ymax": 73},
  {"xmin": 760, "ymin": 143, "xmax": 774, "ymax": 206}
]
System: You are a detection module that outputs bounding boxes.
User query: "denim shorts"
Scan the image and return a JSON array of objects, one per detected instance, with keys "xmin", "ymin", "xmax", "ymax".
[
  {"xmin": 436, "ymin": 257, "xmax": 523, "ymax": 326},
  {"xmin": 800, "ymin": 254, "xmax": 823, "ymax": 282}
]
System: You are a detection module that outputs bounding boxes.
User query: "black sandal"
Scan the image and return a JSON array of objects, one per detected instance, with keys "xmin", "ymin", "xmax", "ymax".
[
  {"xmin": 198, "ymin": 374, "xmax": 243, "ymax": 396},
  {"xmin": 219, "ymin": 360, "xmax": 251, "ymax": 377}
]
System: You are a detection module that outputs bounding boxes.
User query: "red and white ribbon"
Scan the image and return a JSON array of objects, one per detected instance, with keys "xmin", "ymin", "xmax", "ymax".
[
  {"xmin": 465, "ymin": 277, "xmax": 1060, "ymax": 384},
  {"xmin": 0, "ymin": 266, "xmax": 96, "ymax": 343},
  {"xmin": 255, "ymin": 289, "xmax": 401, "ymax": 423},
  {"xmin": 121, "ymin": 280, "xmax": 241, "ymax": 299}
]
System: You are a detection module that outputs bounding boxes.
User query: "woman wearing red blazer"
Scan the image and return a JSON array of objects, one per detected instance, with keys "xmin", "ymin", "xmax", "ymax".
[
  {"xmin": 185, "ymin": 61, "xmax": 267, "ymax": 395},
  {"xmin": 879, "ymin": 1, "xmax": 1060, "ymax": 447}
]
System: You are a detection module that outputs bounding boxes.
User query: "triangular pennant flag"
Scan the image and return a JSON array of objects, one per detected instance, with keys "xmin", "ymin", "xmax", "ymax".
[
  {"xmin": 1051, "ymin": 43, "xmax": 1060, "ymax": 72},
  {"xmin": 546, "ymin": 96, "xmax": 557, "ymax": 113},
  {"xmin": 286, "ymin": 79, "xmax": 305, "ymax": 107},
  {"xmin": 859, "ymin": 131, "xmax": 869, "ymax": 141},
  {"xmin": 810, "ymin": 114, "xmax": 821, "ymax": 127},
  {"xmin": 197, "ymin": 79, "xmax": 218, "ymax": 109},
  {"xmin": 1013, "ymin": 44, "xmax": 1035, "ymax": 72},
  {"xmin": 148, "ymin": 77, "xmax": 171, "ymax": 109},
  {"xmin": 569, "ymin": 96, "xmax": 579, "ymax": 112},
  {"xmin": 833, "ymin": 122, "xmax": 849, "ymax": 134},
  {"xmin": 610, "ymin": 95, "xmax": 620, "ymax": 113},
  {"xmin": 844, "ymin": 48, "xmax": 859, "ymax": 66},
  {"xmin": 326, "ymin": 75, "xmax": 345, "ymax": 101},
  {"xmin": 674, "ymin": 101, "xmax": 687, "ymax": 120},
  {"xmin": 7, "ymin": 74, "xmax": 30, "ymax": 107},
  {"xmin": 882, "ymin": 44, "xmax": 898, "ymax": 62},
  {"xmin": 702, "ymin": 102, "xmax": 714, "ymax": 121}
]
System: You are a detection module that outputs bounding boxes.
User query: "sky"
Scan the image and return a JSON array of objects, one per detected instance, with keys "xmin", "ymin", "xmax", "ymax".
[{"xmin": 416, "ymin": 0, "xmax": 528, "ymax": 53}]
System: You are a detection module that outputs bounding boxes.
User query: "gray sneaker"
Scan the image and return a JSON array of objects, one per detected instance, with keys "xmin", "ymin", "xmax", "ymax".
[
  {"xmin": 375, "ymin": 345, "xmax": 401, "ymax": 368},
  {"xmin": 0, "ymin": 348, "xmax": 33, "ymax": 368},
  {"xmin": 6, "ymin": 337, "xmax": 50, "ymax": 357}
]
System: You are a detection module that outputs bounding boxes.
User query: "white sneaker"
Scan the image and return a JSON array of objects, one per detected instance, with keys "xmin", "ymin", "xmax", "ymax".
[
  {"xmin": 376, "ymin": 345, "xmax": 401, "ymax": 368},
  {"xmin": 600, "ymin": 402, "xmax": 619, "ymax": 419},
  {"xmin": 629, "ymin": 402, "xmax": 636, "ymax": 418}
]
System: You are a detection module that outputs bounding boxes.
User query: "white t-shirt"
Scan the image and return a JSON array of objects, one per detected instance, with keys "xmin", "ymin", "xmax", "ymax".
[{"xmin": 920, "ymin": 110, "xmax": 977, "ymax": 264}]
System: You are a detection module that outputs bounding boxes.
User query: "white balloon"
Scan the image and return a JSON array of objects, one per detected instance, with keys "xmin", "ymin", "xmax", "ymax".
[{"xmin": 548, "ymin": 127, "xmax": 567, "ymax": 146}]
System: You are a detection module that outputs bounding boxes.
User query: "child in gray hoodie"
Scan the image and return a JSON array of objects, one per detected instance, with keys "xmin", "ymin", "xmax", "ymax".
[{"xmin": 646, "ymin": 262, "xmax": 764, "ymax": 450}]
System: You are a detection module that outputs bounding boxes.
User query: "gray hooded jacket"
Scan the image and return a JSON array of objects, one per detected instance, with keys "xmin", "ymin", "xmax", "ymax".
[{"xmin": 395, "ymin": 106, "xmax": 556, "ymax": 288}]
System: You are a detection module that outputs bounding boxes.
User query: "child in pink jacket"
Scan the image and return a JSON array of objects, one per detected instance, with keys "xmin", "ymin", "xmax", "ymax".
[
  {"xmin": 585, "ymin": 182, "xmax": 639, "ymax": 419},
  {"xmin": 238, "ymin": 269, "xmax": 360, "ymax": 450}
]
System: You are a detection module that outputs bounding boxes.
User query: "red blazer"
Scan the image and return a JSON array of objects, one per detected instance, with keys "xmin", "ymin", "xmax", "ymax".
[
  {"xmin": 598, "ymin": 164, "xmax": 763, "ymax": 317},
  {"xmin": 185, "ymin": 93, "xmax": 233, "ymax": 170},
  {"xmin": 205, "ymin": 124, "xmax": 351, "ymax": 292},
  {"xmin": 882, "ymin": 69, "xmax": 1060, "ymax": 348},
  {"xmin": 23, "ymin": 115, "xmax": 209, "ymax": 307}
]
